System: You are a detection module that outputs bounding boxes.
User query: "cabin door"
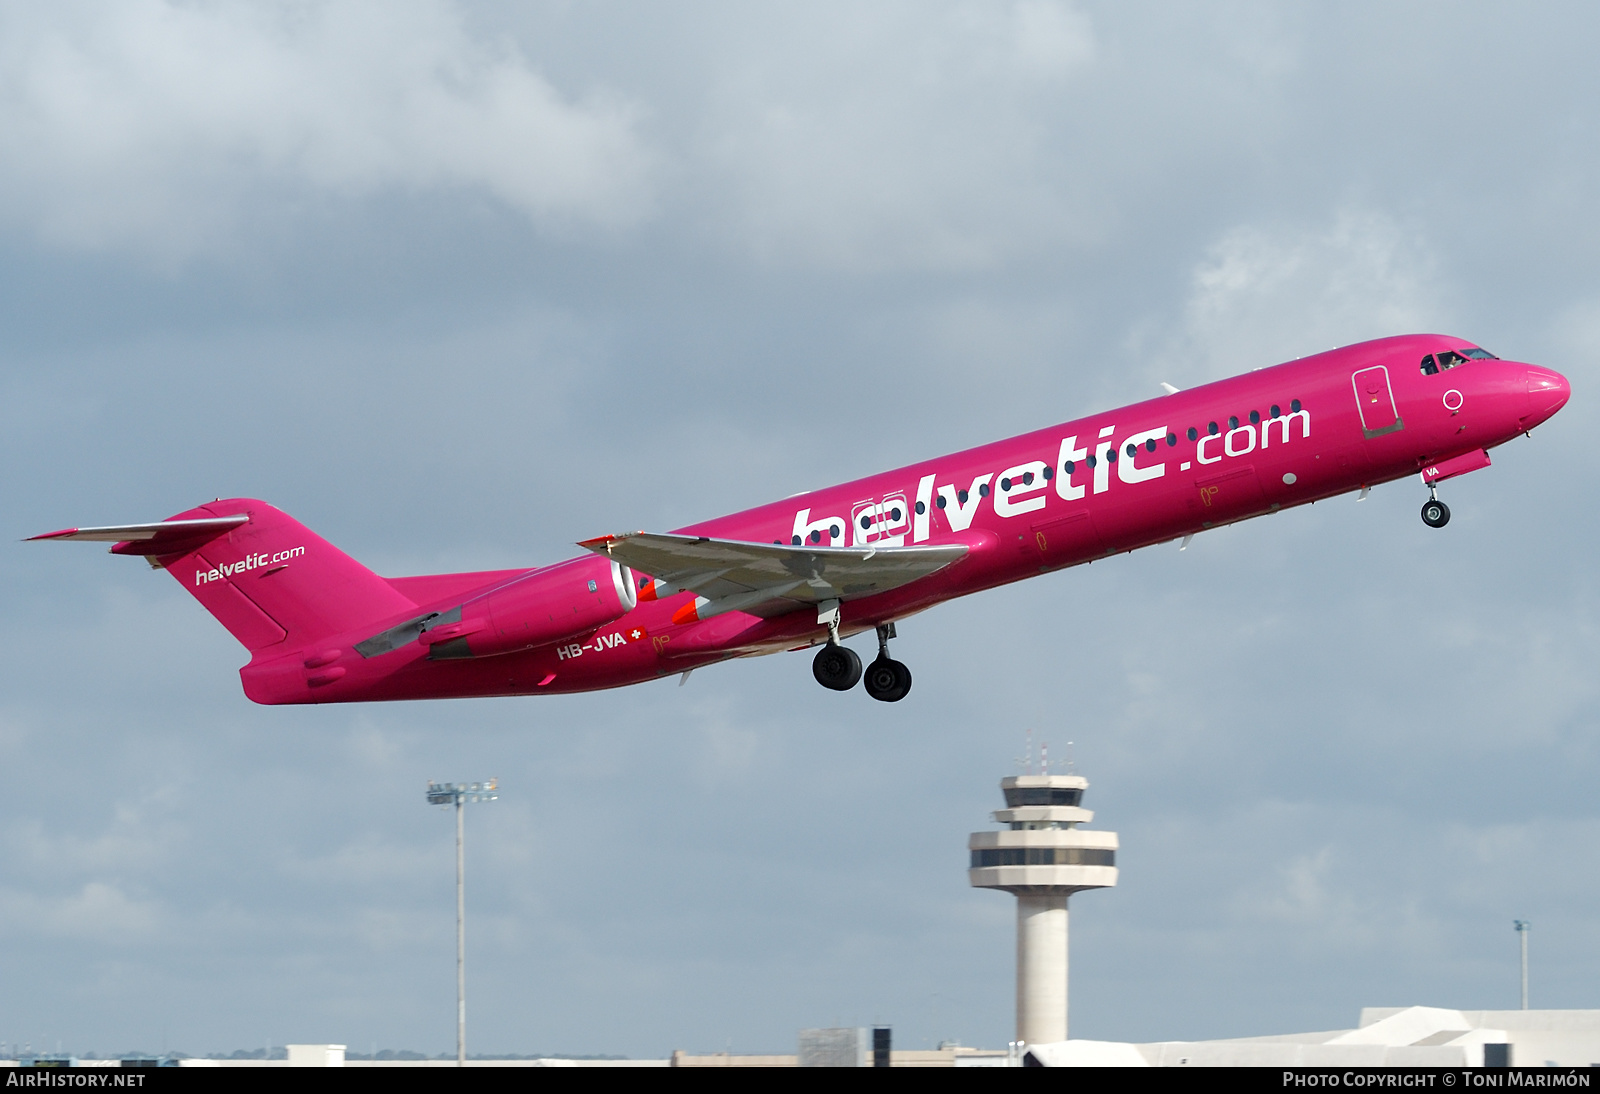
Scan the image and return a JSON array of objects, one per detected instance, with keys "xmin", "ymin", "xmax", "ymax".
[{"xmin": 1352, "ymin": 366, "xmax": 1403, "ymax": 438}]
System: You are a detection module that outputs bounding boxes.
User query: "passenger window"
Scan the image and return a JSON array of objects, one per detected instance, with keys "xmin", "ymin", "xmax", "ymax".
[
  {"xmin": 1249, "ymin": 410, "xmax": 1260, "ymax": 424},
  {"xmin": 1186, "ymin": 427, "xmax": 1198, "ymax": 441},
  {"xmin": 1290, "ymin": 399, "xmax": 1302, "ymax": 413},
  {"xmin": 1270, "ymin": 404, "xmax": 1281, "ymax": 418},
  {"xmin": 1228, "ymin": 415, "xmax": 1239, "ymax": 429},
  {"xmin": 1420, "ymin": 354, "xmax": 1438, "ymax": 375}
]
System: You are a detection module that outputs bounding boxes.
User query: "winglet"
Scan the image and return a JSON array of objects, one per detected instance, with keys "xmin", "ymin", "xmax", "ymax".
[{"xmin": 1160, "ymin": 382, "xmax": 1180, "ymax": 395}]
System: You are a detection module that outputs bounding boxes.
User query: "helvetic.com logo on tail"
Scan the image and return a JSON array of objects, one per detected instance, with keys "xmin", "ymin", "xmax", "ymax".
[{"xmin": 195, "ymin": 546, "xmax": 306, "ymax": 585}]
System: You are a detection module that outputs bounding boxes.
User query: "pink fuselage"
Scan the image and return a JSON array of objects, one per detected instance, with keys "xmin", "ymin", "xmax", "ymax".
[{"xmin": 243, "ymin": 334, "xmax": 1569, "ymax": 703}]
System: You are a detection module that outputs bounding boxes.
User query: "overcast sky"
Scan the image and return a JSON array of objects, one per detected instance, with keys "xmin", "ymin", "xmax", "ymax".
[{"xmin": 3, "ymin": 0, "xmax": 1598, "ymax": 1059}]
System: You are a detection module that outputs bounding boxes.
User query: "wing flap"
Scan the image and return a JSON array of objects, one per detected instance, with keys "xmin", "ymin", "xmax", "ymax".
[{"xmin": 577, "ymin": 532, "xmax": 966, "ymax": 618}]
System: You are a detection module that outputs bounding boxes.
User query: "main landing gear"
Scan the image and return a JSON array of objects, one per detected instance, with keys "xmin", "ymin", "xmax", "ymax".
[
  {"xmin": 812, "ymin": 643, "xmax": 862, "ymax": 691},
  {"xmin": 812, "ymin": 599, "xmax": 863, "ymax": 691},
  {"xmin": 863, "ymin": 623, "xmax": 912, "ymax": 703},
  {"xmin": 810, "ymin": 619, "xmax": 913, "ymax": 702},
  {"xmin": 1421, "ymin": 483, "xmax": 1451, "ymax": 529}
]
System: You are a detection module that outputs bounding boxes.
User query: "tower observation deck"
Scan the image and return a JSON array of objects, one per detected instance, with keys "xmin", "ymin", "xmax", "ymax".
[{"xmin": 968, "ymin": 774, "xmax": 1118, "ymax": 1046}]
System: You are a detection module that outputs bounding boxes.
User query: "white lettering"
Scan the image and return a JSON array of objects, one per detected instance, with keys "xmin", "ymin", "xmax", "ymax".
[
  {"xmin": 1117, "ymin": 427, "xmax": 1168, "ymax": 486},
  {"xmin": 1055, "ymin": 436, "xmax": 1087, "ymax": 501},
  {"xmin": 936, "ymin": 475, "xmax": 992, "ymax": 532},
  {"xmin": 994, "ymin": 462, "xmax": 1048, "ymax": 518},
  {"xmin": 1261, "ymin": 409, "xmax": 1311, "ymax": 447},
  {"xmin": 790, "ymin": 507, "xmax": 845, "ymax": 547},
  {"xmin": 1197, "ymin": 432, "xmax": 1223, "ymax": 465},
  {"xmin": 1093, "ymin": 440, "xmax": 1115, "ymax": 494},
  {"xmin": 914, "ymin": 474, "xmax": 935, "ymax": 542},
  {"xmin": 193, "ymin": 545, "xmax": 306, "ymax": 585},
  {"xmin": 1224, "ymin": 425, "xmax": 1256, "ymax": 457},
  {"xmin": 851, "ymin": 493, "xmax": 908, "ymax": 547}
]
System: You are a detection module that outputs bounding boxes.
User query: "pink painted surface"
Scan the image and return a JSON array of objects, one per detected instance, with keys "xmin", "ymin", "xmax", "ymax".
[
  {"xmin": 1421, "ymin": 448, "xmax": 1492, "ymax": 485},
  {"xmin": 32, "ymin": 334, "xmax": 1572, "ymax": 705}
]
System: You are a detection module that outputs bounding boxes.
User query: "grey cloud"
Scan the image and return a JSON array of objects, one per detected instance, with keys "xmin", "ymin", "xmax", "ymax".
[{"xmin": 0, "ymin": 1, "xmax": 653, "ymax": 257}]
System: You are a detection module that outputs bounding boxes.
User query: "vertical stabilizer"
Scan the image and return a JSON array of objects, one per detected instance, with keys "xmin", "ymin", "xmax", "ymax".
[{"xmin": 140, "ymin": 499, "xmax": 417, "ymax": 652}]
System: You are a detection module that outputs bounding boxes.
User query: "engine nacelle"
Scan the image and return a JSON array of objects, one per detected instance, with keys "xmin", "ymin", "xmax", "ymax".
[{"xmin": 421, "ymin": 555, "xmax": 635, "ymax": 659}]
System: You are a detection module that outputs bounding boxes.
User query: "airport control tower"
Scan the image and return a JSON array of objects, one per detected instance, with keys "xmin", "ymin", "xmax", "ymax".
[{"xmin": 968, "ymin": 772, "xmax": 1118, "ymax": 1046}]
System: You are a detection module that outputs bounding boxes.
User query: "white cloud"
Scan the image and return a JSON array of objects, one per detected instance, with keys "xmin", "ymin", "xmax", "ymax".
[
  {"xmin": 1154, "ymin": 211, "xmax": 1449, "ymax": 384},
  {"xmin": 0, "ymin": 0, "xmax": 652, "ymax": 256}
]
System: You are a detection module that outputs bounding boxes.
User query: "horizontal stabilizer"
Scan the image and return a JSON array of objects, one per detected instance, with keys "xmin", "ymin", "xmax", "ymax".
[
  {"xmin": 577, "ymin": 531, "xmax": 966, "ymax": 620},
  {"xmin": 27, "ymin": 515, "xmax": 249, "ymax": 553}
]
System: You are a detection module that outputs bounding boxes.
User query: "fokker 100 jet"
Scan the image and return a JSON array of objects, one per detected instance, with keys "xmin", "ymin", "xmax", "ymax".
[{"xmin": 33, "ymin": 335, "xmax": 1570, "ymax": 705}]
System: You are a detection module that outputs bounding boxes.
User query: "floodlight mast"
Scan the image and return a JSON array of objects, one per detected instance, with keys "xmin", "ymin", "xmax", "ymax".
[{"xmin": 427, "ymin": 779, "xmax": 498, "ymax": 1067}]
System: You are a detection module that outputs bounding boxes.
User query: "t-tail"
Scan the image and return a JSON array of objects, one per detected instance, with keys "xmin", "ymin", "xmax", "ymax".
[{"xmin": 29, "ymin": 499, "xmax": 418, "ymax": 654}]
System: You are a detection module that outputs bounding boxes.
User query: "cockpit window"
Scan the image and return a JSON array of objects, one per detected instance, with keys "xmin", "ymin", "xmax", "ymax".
[
  {"xmin": 1462, "ymin": 347, "xmax": 1497, "ymax": 360},
  {"xmin": 1420, "ymin": 354, "xmax": 1439, "ymax": 375},
  {"xmin": 1437, "ymin": 349, "xmax": 1468, "ymax": 370}
]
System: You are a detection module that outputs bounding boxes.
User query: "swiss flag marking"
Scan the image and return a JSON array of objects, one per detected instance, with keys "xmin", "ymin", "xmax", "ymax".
[{"xmin": 626, "ymin": 626, "xmax": 648, "ymax": 642}]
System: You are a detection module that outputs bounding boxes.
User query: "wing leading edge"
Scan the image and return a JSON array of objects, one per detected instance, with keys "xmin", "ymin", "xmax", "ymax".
[{"xmin": 577, "ymin": 532, "xmax": 967, "ymax": 621}]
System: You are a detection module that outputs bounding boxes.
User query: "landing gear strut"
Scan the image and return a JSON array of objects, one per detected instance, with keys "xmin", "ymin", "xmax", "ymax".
[
  {"xmin": 863, "ymin": 623, "xmax": 912, "ymax": 703},
  {"xmin": 1421, "ymin": 484, "xmax": 1451, "ymax": 529},
  {"xmin": 812, "ymin": 599, "xmax": 862, "ymax": 691}
]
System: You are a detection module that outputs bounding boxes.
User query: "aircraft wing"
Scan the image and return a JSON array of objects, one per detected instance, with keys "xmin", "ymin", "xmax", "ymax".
[{"xmin": 577, "ymin": 532, "xmax": 967, "ymax": 620}]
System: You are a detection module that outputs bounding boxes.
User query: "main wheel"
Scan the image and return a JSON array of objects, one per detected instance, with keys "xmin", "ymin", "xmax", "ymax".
[
  {"xmin": 863, "ymin": 656, "xmax": 912, "ymax": 702},
  {"xmin": 812, "ymin": 644, "xmax": 863, "ymax": 691},
  {"xmin": 1421, "ymin": 499, "xmax": 1451, "ymax": 528}
]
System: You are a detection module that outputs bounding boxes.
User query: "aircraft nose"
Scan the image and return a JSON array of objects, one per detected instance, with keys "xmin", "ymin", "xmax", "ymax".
[{"xmin": 1524, "ymin": 366, "xmax": 1571, "ymax": 429}]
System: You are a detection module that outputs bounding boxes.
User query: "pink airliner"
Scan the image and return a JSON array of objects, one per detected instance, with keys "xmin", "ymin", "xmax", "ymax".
[{"xmin": 32, "ymin": 335, "xmax": 1569, "ymax": 704}]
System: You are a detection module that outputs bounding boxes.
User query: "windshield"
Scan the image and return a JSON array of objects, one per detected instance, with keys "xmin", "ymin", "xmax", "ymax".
[{"xmin": 1420, "ymin": 347, "xmax": 1491, "ymax": 375}]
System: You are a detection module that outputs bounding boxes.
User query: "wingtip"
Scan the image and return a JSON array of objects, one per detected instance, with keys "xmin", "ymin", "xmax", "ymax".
[
  {"xmin": 576, "ymin": 531, "xmax": 644, "ymax": 550},
  {"xmin": 24, "ymin": 527, "xmax": 79, "ymax": 542}
]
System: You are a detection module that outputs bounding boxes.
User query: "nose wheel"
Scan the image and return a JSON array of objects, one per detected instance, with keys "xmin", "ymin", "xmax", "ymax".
[
  {"xmin": 863, "ymin": 623, "xmax": 912, "ymax": 703},
  {"xmin": 1421, "ymin": 485, "xmax": 1451, "ymax": 529}
]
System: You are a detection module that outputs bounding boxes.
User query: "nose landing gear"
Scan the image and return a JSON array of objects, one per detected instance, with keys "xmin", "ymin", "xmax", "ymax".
[
  {"xmin": 863, "ymin": 623, "xmax": 912, "ymax": 703},
  {"xmin": 1421, "ymin": 484, "xmax": 1451, "ymax": 529}
]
